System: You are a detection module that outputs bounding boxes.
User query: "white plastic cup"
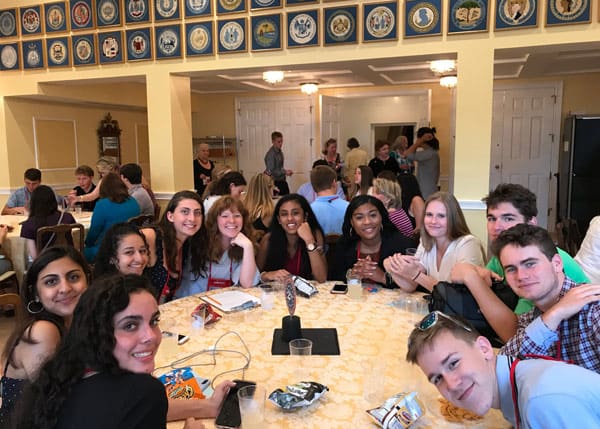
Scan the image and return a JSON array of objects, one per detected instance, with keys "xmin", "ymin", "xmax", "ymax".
[
  {"xmin": 261, "ymin": 287, "xmax": 275, "ymax": 311},
  {"xmin": 238, "ymin": 385, "xmax": 266, "ymax": 429},
  {"xmin": 346, "ymin": 269, "xmax": 362, "ymax": 300}
]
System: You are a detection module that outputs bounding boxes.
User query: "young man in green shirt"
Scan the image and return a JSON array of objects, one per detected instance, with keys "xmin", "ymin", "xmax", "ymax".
[{"xmin": 450, "ymin": 183, "xmax": 588, "ymax": 342}]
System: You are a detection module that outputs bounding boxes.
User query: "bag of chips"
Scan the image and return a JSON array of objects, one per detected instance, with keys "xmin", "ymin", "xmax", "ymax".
[
  {"xmin": 269, "ymin": 381, "xmax": 328, "ymax": 410},
  {"xmin": 191, "ymin": 302, "xmax": 222, "ymax": 325},
  {"xmin": 367, "ymin": 391, "xmax": 425, "ymax": 428}
]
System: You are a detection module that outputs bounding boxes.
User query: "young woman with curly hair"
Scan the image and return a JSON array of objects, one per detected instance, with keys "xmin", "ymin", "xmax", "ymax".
[
  {"xmin": 175, "ymin": 196, "xmax": 259, "ymax": 298},
  {"xmin": 0, "ymin": 246, "xmax": 90, "ymax": 425},
  {"xmin": 141, "ymin": 191, "xmax": 209, "ymax": 303},
  {"xmin": 93, "ymin": 223, "xmax": 149, "ymax": 278},
  {"xmin": 257, "ymin": 194, "xmax": 327, "ymax": 283},
  {"xmin": 14, "ymin": 274, "xmax": 208, "ymax": 429}
]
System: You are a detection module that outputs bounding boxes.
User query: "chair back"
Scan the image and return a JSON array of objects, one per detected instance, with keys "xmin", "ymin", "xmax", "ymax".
[
  {"xmin": 154, "ymin": 204, "xmax": 162, "ymax": 221},
  {"xmin": 36, "ymin": 223, "xmax": 85, "ymax": 254},
  {"xmin": 0, "ymin": 293, "xmax": 25, "ymax": 322},
  {"xmin": 325, "ymin": 234, "xmax": 341, "ymax": 280},
  {"xmin": 128, "ymin": 214, "xmax": 154, "ymax": 227},
  {"xmin": 556, "ymin": 218, "xmax": 582, "ymax": 256}
]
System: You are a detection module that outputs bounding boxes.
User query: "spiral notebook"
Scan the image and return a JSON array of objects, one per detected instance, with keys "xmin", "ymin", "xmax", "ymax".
[{"xmin": 200, "ymin": 290, "xmax": 261, "ymax": 312}]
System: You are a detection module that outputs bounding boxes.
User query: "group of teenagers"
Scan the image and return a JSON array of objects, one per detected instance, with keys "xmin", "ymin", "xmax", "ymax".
[{"xmin": 3, "ymin": 164, "xmax": 600, "ymax": 427}]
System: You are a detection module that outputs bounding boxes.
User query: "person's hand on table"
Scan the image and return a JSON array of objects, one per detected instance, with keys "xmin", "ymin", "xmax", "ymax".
[
  {"xmin": 384, "ymin": 254, "xmax": 422, "ymax": 280},
  {"xmin": 262, "ymin": 269, "xmax": 292, "ymax": 284},
  {"xmin": 183, "ymin": 417, "xmax": 205, "ymax": 429},
  {"xmin": 351, "ymin": 257, "xmax": 385, "ymax": 283},
  {"xmin": 206, "ymin": 380, "xmax": 236, "ymax": 417}
]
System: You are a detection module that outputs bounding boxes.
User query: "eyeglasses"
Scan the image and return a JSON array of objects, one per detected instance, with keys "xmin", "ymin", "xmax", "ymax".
[{"xmin": 416, "ymin": 311, "xmax": 473, "ymax": 332}]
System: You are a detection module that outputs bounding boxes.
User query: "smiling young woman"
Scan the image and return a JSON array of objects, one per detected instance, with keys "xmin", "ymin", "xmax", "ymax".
[
  {"xmin": 141, "ymin": 191, "xmax": 209, "ymax": 303},
  {"xmin": 257, "ymin": 194, "xmax": 327, "ymax": 283},
  {"xmin": 384, "ymin": 192, "xmax": 485, "ymax": 293},
  {"xmin": 14, "ymin": 274, "xmax": 207, "ymax": 429},
  {"xmin": 0, "ymin": 247, "xmax": 90, "ymax": 425},
  {"xmin": 175, "ymin": 196, "xmax": 260, "ymax": 298},
  {"xmin": 332, "ymin": 195, "xmax": 413, "ymax": 287}
]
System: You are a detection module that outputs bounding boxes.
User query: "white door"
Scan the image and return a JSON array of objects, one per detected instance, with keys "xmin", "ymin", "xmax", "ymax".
[
  {"xmin": 491, "ymin": 84, "xmax": 562, "ymax": 230},
  {"xmin": 236, "ymin": 96, "xmax": 314, "ymax": 192},
  {"xmin": 321, "ymin": 95, "xmax": 342, "ymax": 146}
]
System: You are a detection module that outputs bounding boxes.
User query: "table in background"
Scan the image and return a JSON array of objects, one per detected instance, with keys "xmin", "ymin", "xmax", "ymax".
[
  {"xmin": 0, "ymin": 211, "xmax": 92, "ymax": 282},
  {"xmin": 160, "ymin": 283, "xmax": 510, "ymax": 429}
]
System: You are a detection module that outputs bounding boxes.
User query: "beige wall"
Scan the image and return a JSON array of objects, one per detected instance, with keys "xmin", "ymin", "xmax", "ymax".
[{"xmin": 1, "ymin": 98, "xmax": 148, "ymax": 205}]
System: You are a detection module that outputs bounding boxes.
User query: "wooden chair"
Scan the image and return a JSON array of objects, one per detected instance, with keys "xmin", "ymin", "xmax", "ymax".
[
  {"xmin": 128, "ymin": 214, "xmax": 154, "ymax": 227},
  {"xmin": 556, "ymin": 218, "xmax": 582, "ymax": 256},
  {"xmin": 154, "ymin": 204, "xmax": 162, "ymax": 221},
  {"xmin": 36, "ymin": 223, "xmax": 85, "ymax": 255},
  {"xmin": 0, "ymin": 270, "xmax": 19, "ymax": 294},
  {"xmin": 0, "ymin": 293, "xmax": 25, "ymax": 322},
  {"xmin": 325, "ymin": 234, "xmax": 341, "ymax": 280}
]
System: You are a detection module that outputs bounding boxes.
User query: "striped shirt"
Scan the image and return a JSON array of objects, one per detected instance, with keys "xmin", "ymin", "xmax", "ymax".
[{"xmin": 388, "ymin": 208, "xmax": 413, "ymax": 237}]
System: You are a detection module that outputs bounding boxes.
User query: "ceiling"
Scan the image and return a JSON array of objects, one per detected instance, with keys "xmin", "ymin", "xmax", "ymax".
[{"xmin": 175, "ymin": 41, "xmax": 600, "ymax": 94}]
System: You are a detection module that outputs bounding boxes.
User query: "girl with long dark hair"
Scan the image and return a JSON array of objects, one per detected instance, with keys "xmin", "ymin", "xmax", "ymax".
[{"xmin": 257, "ymin": 194, "xmax": 327, "ymax": 283}]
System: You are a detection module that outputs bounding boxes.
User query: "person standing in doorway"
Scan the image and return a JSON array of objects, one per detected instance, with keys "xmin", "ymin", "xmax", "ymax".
[
  {"xmin": 264, "ymin": 131, "xmax": 292, "ymax": 195},
  {"xmin": 193, "ymin": 143, "xmax": 215, "ymax": 197},
  {"xmin": 404, "ymin": 127, "xmax": 440, "ymax": 199}
]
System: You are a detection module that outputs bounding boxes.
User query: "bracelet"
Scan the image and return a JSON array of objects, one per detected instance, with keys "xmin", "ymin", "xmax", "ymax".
[{"xmin": 412, "ymin": 271, "xmax": 421, "ymax": 282}]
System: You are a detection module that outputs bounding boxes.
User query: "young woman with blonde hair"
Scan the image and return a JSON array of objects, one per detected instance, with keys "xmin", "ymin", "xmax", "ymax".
[
  {"xmin": 243, "ymin": 173, "xmax": 275, "ymax": 238},
  {"xmin": 384, "ymin": 191, "xmax": 485, "ymax": 292}
]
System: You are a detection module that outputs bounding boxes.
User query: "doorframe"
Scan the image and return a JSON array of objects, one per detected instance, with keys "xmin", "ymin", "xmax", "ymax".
[{"xmin": 491, "ymin": 81, "xmax": 563, "ymax": 230}]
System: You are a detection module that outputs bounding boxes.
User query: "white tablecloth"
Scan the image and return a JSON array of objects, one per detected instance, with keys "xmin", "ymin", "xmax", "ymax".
[{"xmin": 160, "ymin": 283, "xmax": 510, "ymax": 429}]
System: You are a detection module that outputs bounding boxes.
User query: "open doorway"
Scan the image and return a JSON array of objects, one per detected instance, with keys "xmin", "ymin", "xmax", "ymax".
[{"xmin": 372, "ymin": 123, "xmax": 416, "ymax": 148}]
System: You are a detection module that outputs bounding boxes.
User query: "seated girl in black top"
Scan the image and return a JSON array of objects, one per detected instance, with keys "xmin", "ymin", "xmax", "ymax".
[
  {"xmin": 257, "ymin": 194, "xmax": 327, "ymax": 283},
  {"xmin": 15, "ymin": 274, "xmax": 205, "ymax": 429},
  {"xmin": 332, "ymin": 195, "xmax": 414, "ymax": 288}
]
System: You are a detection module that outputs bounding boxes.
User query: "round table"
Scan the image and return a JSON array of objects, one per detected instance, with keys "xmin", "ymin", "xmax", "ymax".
[{"xmin": 160, "ymin": 283, "xmax": 510, "ymax": 428}]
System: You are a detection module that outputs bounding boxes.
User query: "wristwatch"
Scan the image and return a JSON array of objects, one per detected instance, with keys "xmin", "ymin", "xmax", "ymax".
[{"xmin": 306, "ymin": 242, "xmax": 317, "ymax": 252}]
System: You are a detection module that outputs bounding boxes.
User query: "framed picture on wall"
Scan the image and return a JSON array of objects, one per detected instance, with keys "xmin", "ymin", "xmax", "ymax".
[
  {"xmin": 448, "ymin": 0, "xmax": 489, "ymax": 33},
  {"xmin": 72, "ymin": 33, "xmax": 97, "ymax": 66},
  {"xmin": 285, "ymin": 0, "xmax": 318, "ymax": 6},
  {"xmin": 0, "ymin": 9, "xmax": 18, "ymax": 38},
  {"xmin": 545, "ymin": 0, "xmax": 590, "ymax": 26},
  {"xmin": 186, "ymin": 21, "xmax": 214, "ymax": 56},
  {"xmin": 251, "ymin": 0, "xmax": 282, "ymax": 10},
  {"xmin": 217, "ymin": 0, "xmax": 247, "ymax": 15},
  {"xmin": 404, "ymin": 0, "xmax": 442, "ymax": 38},
  {"xmin": 20, "ymin": 5, "xmax": 43, "ymax": 36},
  {"xmin": 46, "ymin": 36, "xmax": 71, "ymax": 67},
  {"xmin": 496, "ymin": 0, "xmax": 538, "ymax": 29},
  {"xmin": 155, "ymin": 24, "xmax": 182, "ymax": 59},
  {"xmin": 0, "ymin": 43, "xmax": 20, "ymax": 70},
  {"xmin": 45, "ymin": 2, "xmax": 69, "ymax": 33},
  {"xmin": 97, "ymin": 0, "xmax": 123, "ymax": 27},
  {"xmin": 251, "ymin": 14, "xmax": 281, "ymax": 51},
  {"xmin": 155, "ymin": 0, "xmax": 181, "ymax": 21},
  {"xmin": 287, "ymin": 9, "xmax": 319, "ymax": 48},
  {"xmin": 126, "ymin": 27, "xmax": 153, "ymax": 61},
  {"xmin": 125, "ymin": 0, "xmax": 151, "ymax": 24},
  {"xmin": 363, "ymin": 2, "xmax": 398, "ymax": 42},
  {"xmin": 217, "ymin": 18, "xmax": 247, "ymax": 53},
  {"xmin": 22, "ymin": 39, "xmax": 44, "ymax": 69},
  {"xmin": 98, "ymin": 31, "xmax": 124, "ymax": 64},
  {"xmin": 184, "ymin": 0, "xmax": 212, "ymax": 17},
  {"xmin": 71, "ymin": 0, "xmax": 95, "ymax": 31},
  {"xmin": 324, "ymin": 6, "xmax": 357, "ymax": 45}
]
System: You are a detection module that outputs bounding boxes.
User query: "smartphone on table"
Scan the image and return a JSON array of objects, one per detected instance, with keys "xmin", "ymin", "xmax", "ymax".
[
  {"xmin": 330, "ymin": 284, "xmax": 348, "ymax": 294},
  {"xmin": 215, "ymin": 380, "xmax": 257, "ymax": 429}
]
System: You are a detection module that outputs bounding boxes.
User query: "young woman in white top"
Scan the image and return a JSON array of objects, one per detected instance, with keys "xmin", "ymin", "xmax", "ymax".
[{"xmin": 384, "ymin": 191, "xmax": 485, "ymax": 292}]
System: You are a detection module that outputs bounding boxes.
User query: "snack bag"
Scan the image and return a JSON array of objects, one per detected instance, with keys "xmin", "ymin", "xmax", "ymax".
[
  {"xmin": 269, "ymin": 381, "xmax": 329, "ymax": 410},
  {"xmin": 367, "ymin": 391, "xmax": 425, "ymax": 428},
  {"xmin": 191, "ymin": 302, "xmax": 222, "ymax": 325},
  {"xmin": 158, "ymin": 367, "xmax": 213, "ymax": 400}
]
